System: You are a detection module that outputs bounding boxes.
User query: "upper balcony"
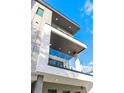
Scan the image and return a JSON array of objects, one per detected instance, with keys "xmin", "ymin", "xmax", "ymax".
[{"xmin": 36, "ymin": 0, "xmax": 80, "ymax": 36}]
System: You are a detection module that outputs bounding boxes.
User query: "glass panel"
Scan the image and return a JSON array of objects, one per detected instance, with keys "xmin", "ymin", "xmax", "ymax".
[
  {"xmin": 48, "ymin": 89, "xmax": 57, "ymax": 93},
  {"xmin": 49, "ymin": 59, "xmax": 57, "ymax": 66},
  {"xmin": 36, "ymin": 8, "xmax": 44, "ymax": 17},
  {"xmin": 49, "ymin": 48, "xmax": 73, "ymax": 60},
  {"xmin": 58, "ymin": 61, "xmax": 64, "ymax": 67}
]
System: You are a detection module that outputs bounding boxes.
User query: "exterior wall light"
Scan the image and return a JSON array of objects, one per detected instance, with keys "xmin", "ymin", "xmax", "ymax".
[
  {"xmin": 69, "ymin": 26, "xmax": 72, "ymax": 29},
  {"xmin": 56, "ymin": 18, "xmax": 58, "ymax": 20}
]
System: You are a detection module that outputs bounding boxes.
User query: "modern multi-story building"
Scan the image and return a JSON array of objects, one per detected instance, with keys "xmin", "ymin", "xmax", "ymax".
[{"xmin": 31, "ymin": 0, "xmax": 93, "ymax": 93}]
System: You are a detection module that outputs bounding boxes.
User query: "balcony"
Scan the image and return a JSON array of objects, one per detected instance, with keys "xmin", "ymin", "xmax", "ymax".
[
  {"xmin": 48, "ymin": 58, "xmax": 93, "ymax": 76},
  {"xmin": 43, "ymin": 23, "xmax": 92, "ymax": 76},
  {"xmin": 49, "ymin": 48, "xmax": 93, "ymax": 76}
]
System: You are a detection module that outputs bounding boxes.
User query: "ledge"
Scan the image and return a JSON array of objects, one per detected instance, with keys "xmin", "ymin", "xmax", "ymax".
[{"xmin": 48, "ymin": 63, "xmax": 93, "ymax": 76}]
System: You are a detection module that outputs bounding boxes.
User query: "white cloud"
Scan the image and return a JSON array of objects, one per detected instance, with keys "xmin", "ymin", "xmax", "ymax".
[
  {"xmin": 89, "ymin": 61, "xmax": 93, "ymax": 65},
  {"xmin": 80, "ymin": 0, "xmax": 93, "ymax": 15},
  {"xmin": 85, "ymin": 27, "xmax": 93, "ymax": 34},
  {"xmin": 81, "ymin": 64, "xmax": 93, "ymax": 73}
]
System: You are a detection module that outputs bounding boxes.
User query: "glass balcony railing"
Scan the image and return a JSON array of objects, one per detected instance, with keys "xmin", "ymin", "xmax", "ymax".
[
  {"xmin": 49, "ymin": 48, "xmax": 93, "ymax": 76},
  {"xmin": 49, "ymin": 48, "xmax": 73, "ymax": 60},
  {"xmin": 48, "ymin": 58, "xmax": 93, "ymax": 76}
]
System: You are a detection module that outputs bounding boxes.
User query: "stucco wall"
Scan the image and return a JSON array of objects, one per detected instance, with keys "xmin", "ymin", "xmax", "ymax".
[{"xmin": 31, "ymin": 2, "xmax": 52, "ymax": 73}]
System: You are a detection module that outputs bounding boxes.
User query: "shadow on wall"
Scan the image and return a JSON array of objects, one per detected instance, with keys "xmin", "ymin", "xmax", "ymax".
[
  {"xmin": 31, "ymin": 26, "xmax": 43, "ymax": 71},
  {"xmin": 31, "ymin": 27, "xmax": 42, "ymax": 62}
]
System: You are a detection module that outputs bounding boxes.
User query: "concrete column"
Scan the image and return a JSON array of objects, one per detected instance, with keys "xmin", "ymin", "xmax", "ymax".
[
  {"xmin": 33, "ymin": 75, "xmax": 44, "ymax": 93},
  {"xmin": 82, "ymin": 87, "xmax": 87, "ymax": 93}
]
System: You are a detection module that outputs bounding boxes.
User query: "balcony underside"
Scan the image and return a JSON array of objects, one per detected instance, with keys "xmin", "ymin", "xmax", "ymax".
[
  {"xmin": 50, "ymin": 31, "xmax": 86, "ymax": 56},
  {"xmin": 52, "ymin": 11, "xmax": 80, "ymax": 35}
]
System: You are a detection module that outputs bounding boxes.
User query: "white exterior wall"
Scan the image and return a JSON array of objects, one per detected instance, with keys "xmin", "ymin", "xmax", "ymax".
[
  {"xmin": 88, "ymin": 88, "xmax": 93, "ymax": 93},
  {"xmin": 43, "ymin": 82, "xmax": 87, "ymax": 93},
  {"xmin": 31, "ymin": 2, "xmax": 52, "ymax": 73},
  {"xmin": 36, "ymin": 24, "xmax": 51, "ymax": 69}
]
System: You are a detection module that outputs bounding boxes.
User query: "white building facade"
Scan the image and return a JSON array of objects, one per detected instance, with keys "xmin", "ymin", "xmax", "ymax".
[{"xmin": 31, "ymin": 0, "xmax": 93, "ymax": 93}]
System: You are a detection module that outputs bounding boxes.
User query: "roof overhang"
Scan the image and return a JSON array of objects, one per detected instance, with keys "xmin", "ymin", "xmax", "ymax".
[
  {"xmin": 36, "ymin": 0, "xmax": 80, "ymax": 35},
  {"xmin": 52, "ymin": 12, "xmax": 80, "ymax": 35}
]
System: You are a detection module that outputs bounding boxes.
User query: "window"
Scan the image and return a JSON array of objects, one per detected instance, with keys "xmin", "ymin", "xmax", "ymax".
[
  {"xmin": 63, "ymin": 90, "xmax": 70, "ymax": 93},
  {"xmin": 36, "ymin": 8, "xmax": 44, "ymax": 17},
  {"xmin": 48, "ymin": 89, "xmax": 57, "ymax": 93},
  {"xmin": 49, "ymin": 59, "xmax": 64, "ymax": 67},
  {"xmin": 49, "ymin": 59, "xmax": 57, "ymax": 66},
  {"xmin": 75, "ymin": 92, "xmax": 80, "ymax": 93}
]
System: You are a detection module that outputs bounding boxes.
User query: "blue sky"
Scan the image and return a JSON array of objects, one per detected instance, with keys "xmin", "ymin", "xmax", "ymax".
[{"xmin": 44, "ymin": 0, "xmax": 93, "ymax": 67}]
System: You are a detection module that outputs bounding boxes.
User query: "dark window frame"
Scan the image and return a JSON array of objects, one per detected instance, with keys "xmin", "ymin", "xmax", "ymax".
[
  {"xmin": 75, "ymin": 92, "xmax": 81, "ymax": 93},
  {"xmin": 48, "ymin": 89, "xmax": 57, "ymax": 93},
  {"xmin": 63, "ymin": 90, "xmax": 70, "ymax": 93}
]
